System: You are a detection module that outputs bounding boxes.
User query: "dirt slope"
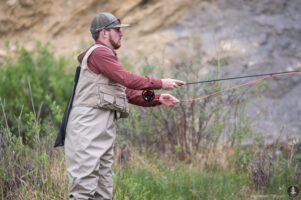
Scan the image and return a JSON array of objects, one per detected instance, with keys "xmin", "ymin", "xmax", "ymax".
[{"xmin": 0, "ymin": 0, "xmax": 200, "ymax": 57}]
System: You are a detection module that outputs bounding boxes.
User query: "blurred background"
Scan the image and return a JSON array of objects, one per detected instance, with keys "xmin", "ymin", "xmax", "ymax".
[{"xmin": 0, "ymin": 0, "xmax": 300, "ymax": 199}]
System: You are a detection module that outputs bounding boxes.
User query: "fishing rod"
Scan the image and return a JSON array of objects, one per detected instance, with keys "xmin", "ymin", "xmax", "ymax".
[
  {"xmin": 186, "ymin": 70, "xmax": 301, "ymax": 85},
  {"xmin": 142, "ymin": 70, "xmax": 301, "ymax": 102}
]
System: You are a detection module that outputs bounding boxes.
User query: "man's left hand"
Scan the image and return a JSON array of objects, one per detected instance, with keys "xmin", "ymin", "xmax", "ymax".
[{"xmin": 159, "ymin": 94, "xmax": 180, "ymax": 107}]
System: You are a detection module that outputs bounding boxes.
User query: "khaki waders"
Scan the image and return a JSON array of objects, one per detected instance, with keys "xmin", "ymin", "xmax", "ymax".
[
  {"xmin": 65, "ymin": 107, "xmax": 116, "ymax": 200},
  {"xmin": 65, "ymin": 45, "xmax": 129, "ymax": 200}
]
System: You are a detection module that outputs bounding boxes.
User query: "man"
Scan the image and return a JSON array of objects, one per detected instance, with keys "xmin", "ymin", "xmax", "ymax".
[{"xmin": 65, "ymin": 12, "xmax": 185, "ymax": 200}]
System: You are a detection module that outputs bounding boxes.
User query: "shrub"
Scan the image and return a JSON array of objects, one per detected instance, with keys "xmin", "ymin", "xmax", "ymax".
[{"xmin": 0, "ymin": 41, "xmax": 74, "ymax": 142}]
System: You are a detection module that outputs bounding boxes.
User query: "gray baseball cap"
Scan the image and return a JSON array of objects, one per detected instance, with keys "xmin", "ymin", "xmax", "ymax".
[{"xmin": 90, "ymin": 12, "xmax": 130, "ymax": 34}]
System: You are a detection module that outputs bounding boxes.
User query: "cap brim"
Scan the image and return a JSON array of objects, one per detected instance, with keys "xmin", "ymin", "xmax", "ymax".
[{"xmin": 112, "ymin": 24, "xmax": 130, "ymax": 28}]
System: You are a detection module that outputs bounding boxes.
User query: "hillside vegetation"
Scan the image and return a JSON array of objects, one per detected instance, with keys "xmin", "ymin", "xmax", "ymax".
[{"xmin": 0, "ymin": 42, "xmax": 300, "ymax": 199}]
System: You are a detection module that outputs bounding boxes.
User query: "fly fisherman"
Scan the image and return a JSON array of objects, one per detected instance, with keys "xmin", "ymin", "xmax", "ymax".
[{"xmin": 65, "ymin": 12, "xmax": 185, "ymax": 200}]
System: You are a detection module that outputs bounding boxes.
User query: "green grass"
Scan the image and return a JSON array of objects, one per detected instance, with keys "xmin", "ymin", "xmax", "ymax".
[{"xmin": 114, "ymin": 163, "xmax": 250, "ymax": 200}]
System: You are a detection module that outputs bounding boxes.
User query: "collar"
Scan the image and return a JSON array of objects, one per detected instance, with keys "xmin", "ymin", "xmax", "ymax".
[{"xmin": 96, "ymin": 41, "xmax": 117, "ymax": 56}]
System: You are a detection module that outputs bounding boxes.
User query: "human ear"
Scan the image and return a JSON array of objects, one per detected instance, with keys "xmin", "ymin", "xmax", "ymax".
[{"xmin": 102, "ymin": 29, "xmax": 110, "ymax": 38}]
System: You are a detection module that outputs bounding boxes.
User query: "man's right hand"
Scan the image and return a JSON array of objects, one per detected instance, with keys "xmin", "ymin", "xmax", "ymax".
[{"xmin": 161, "ymin": 78, "xmax": 186, "ymax": 90}]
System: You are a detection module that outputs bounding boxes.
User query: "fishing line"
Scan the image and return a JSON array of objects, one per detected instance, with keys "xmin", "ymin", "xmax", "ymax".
[
  {"xmin": 146, "ymin": 70, "xmax": 301, "ymax": 102},
  {"xmin": 181, "ymin": 71, "xmax": 301, "ymax": 102}
]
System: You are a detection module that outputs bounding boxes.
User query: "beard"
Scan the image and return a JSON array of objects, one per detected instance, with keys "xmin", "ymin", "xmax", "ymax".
[{"xmin": 109, "ymin": 34, "xmax": 121, "ymax": 49}]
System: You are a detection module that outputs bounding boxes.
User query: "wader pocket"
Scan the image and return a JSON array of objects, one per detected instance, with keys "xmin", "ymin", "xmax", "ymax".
[
  {"xmin": 103, "ymin": 94, "xmax": 115, "ymax": 104},
  {"xmin": 115, "ymin": 97, "xmax": 125, "ymax": 109},
  {"xmin": 99, "ymin": 93, "xmax": 129, "ymax": 118},
  {"xmin": 101, "ymin": 93, "xmax": 126, "ymax": 111}
]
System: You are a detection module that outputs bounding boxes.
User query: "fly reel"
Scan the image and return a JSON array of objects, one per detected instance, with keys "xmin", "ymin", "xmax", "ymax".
[{"xmin": 142, "ymin": 90, "xmax": 155, "ymax": 102}]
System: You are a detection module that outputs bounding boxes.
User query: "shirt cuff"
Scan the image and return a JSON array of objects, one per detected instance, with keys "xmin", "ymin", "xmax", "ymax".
[
  {"xmin": 155, "ymin": 93, "xmax": 161, "ymax": 105},
  {"xmin": 151, "ymin": 78, "xmax": 162, "ymax": 89}
]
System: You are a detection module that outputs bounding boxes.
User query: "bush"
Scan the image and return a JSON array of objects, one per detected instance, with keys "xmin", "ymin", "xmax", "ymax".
[
  {"xmin": 0, "ymin": 41, "xmax": 72, "ymax": 198},
  {"xmin": 0, "ymin": 108, "xmax": 68, "ymax": 199},
  {"xmin": 116, "ymin": 54, "xmax": 257, "ymax": 161},
  {"xmin": 0, "ymin": 41, "xmax": 74, "ymax": 142}
]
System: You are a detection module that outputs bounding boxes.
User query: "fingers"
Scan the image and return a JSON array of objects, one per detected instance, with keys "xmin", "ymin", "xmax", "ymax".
[
  {"xmin": 167, "ymin": 96, "xmax": 180, "ymax": 107},
  {"xmin": 159, "ymin": 94, "xmax": 180, "ymax": 107},
  {"xmin": 172, "ymin": 79, "xmax": 186, "ymax": 88},
  {"xmin": 175, "ymin": 80, "xmax": 186, "ymax": 86},
  {"xmin": 161, "ymin": 78, "xmax": 186, "ymax": 90},
  {"xmin": 172, "ymin": 82, "xmax": 178, "ymax": 89}
]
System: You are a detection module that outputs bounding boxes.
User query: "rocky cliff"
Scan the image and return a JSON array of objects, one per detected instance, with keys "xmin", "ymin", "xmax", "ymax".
[{"xmin": 0, "ymin": 0, "xmax": 199, "ymax": 55}]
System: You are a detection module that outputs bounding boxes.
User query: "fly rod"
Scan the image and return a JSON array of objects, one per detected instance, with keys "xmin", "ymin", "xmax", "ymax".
[{"xmin": 186, "ymin": 70, "xmax": 301, "ymax": 85}]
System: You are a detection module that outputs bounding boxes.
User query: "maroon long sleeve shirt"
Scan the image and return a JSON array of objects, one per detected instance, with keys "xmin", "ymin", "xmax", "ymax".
[{"xmin": 86, "ymin": 41, "xmax": 162, "ymax": 106}]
